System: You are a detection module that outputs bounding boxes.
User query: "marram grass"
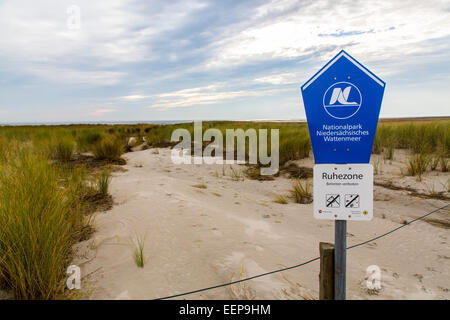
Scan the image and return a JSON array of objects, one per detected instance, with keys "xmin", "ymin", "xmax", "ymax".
[
  {"xmin": 93, "ymin": 138, "xmax": 124, "ymax": 161},
  {"xmin": 0, "ymin": 151, "xmax": 84, "ymax": 299},
  {"xmin": 0, "ymin": 119, "xmax": 447, "ymax": 299},
  {"xmin": 290, "ymin": 179, "xmax": 313, "ymax": 204},
  {"xmin": 133, "ymin": 235, "xmax": 146, "ymax": 268},
  {"xmin": 97, "ymin": 169, "xmax": 111, "ymax": 196}
]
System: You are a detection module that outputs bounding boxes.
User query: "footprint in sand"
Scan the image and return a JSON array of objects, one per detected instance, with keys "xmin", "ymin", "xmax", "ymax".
[{"xmin": 115, "ymin": 290, "xmax": 132, "ymax": 300}]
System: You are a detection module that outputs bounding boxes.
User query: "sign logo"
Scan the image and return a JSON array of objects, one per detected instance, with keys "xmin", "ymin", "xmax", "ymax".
[{"xmin": 323, "ymin": 82, "xmax": 362, "ymax": 119}]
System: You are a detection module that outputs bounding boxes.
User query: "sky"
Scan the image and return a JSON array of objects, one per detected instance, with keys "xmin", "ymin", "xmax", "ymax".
[{"xmin": 0, "ymin": 0, "xmax": 449, "ymax": 123}]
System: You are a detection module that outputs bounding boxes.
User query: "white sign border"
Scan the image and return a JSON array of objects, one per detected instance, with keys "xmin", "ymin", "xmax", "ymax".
[{"xmin": 313, "ymin": 163, "xmax": 373, "ymax": 221}]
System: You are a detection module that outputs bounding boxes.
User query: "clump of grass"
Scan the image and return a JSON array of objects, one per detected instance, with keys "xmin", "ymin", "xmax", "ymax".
[
  {"xmin": 289, "ymin": 179, "xmax": 312, "ymax": 204},
  {"xmin": 133, "ymin": 235, "xmax": 146, "ymax": 268},
  {"xmin": 373, "ymin": 158, "xmax": 383, "ymax": 175},
  {"xmin": 426, "ymin": 183, "xmax": 442, "ymax": 198},
  {"xmin": 372, "ymin": 134, "xmax": 383, "ymax": 154},
  {"xmin": 97, "ymin": 169, "xmax": 111, "ymax": 196},
  {"xmin": 440, "ymin": 157, "xmax": 449, "ymax": 172},
  {"xmin": 279, "ymin": 134, "xmax": 311, "ymax": 165},
  {"xmin": 0, "ymin": 137, "xmax": 21, "ymax": 163},
  {"xmin": 374, "ymin": 121, "xmax": 449, "ymax": 155},
  {"xmin": 49, "ymin": 137, "xmax": 75, "ymax": 161},
  {"xmin": 443, "ymin": 179, "xmax": 450, "ymax": 193},
  {"xmin": 76, "ymin": 130, "xmax": 102, "ymax": 152},
  {"xmin": 93, "ymin": 138, "xmax": 124, "ymax": 161},
  {"xmin": 0, "ymin": 151, "xmax": 83, "ymax": 299},
  {"xmin": 383, "ymin": 145, "xmax": 394, "ymax": 161},
  {"xmin": 274, "ymin": 194, "xmax": 288, "ymax": 204},
  {"xmin": 192, "ymin": 183, "xmax": 207, "ymax": 189},
  {"xmin": 230, "ymin": 263, "xmax": 255, "ymax": 299},
  {"xmin": 229, "ymin": 166, "xmax": 243, "ymax": 181},
  {"xmin": 406, "ymin": 153, "xmax": 430, "ymax": 180},
  {"xmin": 430, "ymin": 156, "xmax": 440, "ymax": 171}
]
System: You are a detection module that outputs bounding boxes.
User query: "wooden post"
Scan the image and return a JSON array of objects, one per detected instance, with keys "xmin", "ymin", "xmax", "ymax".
[
  {"xmin": 334, "ymin": 220, "xmax": 347, "ymax": 300},
  {"xmin": 319, "ymin": 242, "xmax": 335, "ymax": 300}
]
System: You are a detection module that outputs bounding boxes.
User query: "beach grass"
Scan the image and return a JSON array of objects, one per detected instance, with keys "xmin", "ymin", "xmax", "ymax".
[
  {"xmin": 274, "ymin": 194, "xmax": 289, "ymax": 204},
  {"xmin": 97, "ymin": 169, "xmax": 111, "ymax": 196},
  {"xmin": 92, "ymin": 137, "xmax": 124, "ymax": 161},
  {"xmin": 133, "ymin": 235, "xmax": 146, "ymax": 268},
  {"xmin": 49, "ymin": 136, "xmax": 75, "ymax": 161},
  {"xmin": 192, "ymin": 183, "xmax": 207, "ymax": 189},
  {"xmin": 406, "ymin": 153, "xmax": 430, "ymax": 181},
  {"xmin": 0, "ymin": 118, "xmax": 448, "ymax": 298},
  {"xmin": 229, "ymin": 166, "xmax": 243, "ymax": 181},
  {"xmin": 0, "ymin": 151, "xmax": 84, "ymax": 299},
  {"xmin": 76, "ymin": 130, "xmax": 103, "ymax": 152},
  {"xmin": 290, "ymin": 179, "xmax": 313, "ymax": 204}
]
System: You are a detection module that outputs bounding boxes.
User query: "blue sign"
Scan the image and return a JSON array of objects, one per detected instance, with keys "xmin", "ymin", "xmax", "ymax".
[{"xmin": 301, "ymin": 50, "xmax": 385, "ymax": 164}]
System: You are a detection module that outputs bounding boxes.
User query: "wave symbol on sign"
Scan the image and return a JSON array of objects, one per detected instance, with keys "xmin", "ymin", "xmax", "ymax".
[{"xmin": 328, "ymin": 86, "xmax": 358, "ymax": 106}]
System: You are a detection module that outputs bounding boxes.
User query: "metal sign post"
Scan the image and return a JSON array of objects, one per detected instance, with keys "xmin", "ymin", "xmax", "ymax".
[
  {"xmin": 334, "ymin": 220, "xmax": 346, "ymax": 300},
  {"xmin": 301, "ymin": 50, "xmax": 385, "ymax": 299}
]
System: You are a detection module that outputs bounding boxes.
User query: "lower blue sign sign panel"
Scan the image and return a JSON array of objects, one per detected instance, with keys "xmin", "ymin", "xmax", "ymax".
[
  {"xmin": 301, "ymin": 50, "xmax": 385, "ymax": 164},
  {"xmin": 313, "ymin": 164, "xmax": 373, "ymax": 221}
]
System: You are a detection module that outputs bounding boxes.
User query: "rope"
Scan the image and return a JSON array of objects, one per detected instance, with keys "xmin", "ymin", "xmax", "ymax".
[{"xmin": 155, "ymin": 203, "xmax": 449, "ymax": 300}]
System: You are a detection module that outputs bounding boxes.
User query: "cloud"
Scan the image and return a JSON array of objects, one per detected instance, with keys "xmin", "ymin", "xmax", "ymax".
[
  {"xmin": 116, "ymin": 94, "xmax": 150, "ymax": 101},
  {"xmin": 0, "ymin": 0, "xmax": 449, "ymax": 122},
  {"xmin": 150, "ymin": 83, "xmax": 289, "ymax": 109},
  {"xmin": 253, "ymin": 72, "xmax": 301, "ymax": 85},
  {"xmin": 205, "ymin": 0, "xmax": 450, "ymax": 71},
  {"xmin": 89, "ymin": 108, "xmax": 116, "ymax": 116},
  {"xmin": 0, "ymin": 0, "xmax": 208, "ymax": 85},
  {"xmin": 26, "ymin": 67, "xmax": 125, "ymax": 86}
]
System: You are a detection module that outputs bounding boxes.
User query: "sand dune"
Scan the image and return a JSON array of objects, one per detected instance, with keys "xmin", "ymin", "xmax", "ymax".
[{"xmin": 72, "ymin": 148, "xmax": 450, "ymax": 300}]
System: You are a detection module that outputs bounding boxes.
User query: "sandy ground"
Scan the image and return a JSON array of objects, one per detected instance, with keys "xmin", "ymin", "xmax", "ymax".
[{"xmin": 72, "ymin": 148, "xmax": 450, "ymax": 300}]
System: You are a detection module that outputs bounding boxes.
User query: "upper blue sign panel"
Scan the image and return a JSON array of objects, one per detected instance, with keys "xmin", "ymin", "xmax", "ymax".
[{"xmin": 301, "ymin": 50, "xmax": 385, "ymax": 164}]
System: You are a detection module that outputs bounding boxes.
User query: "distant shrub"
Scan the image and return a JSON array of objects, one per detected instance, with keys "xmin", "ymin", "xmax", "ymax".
[
  {"xmin": 374, "ymin": 121, "xmax": 449, "ymax": 154},
  {"xmin": 93, "ymin": 138, "xmax": 124, "ymax": 161},
  {"xmin": 77, "ymin": 130, "xmax": 103, "ymax": 152},
  {"xmin": 49, "ymin": 137, "xmax": 75, "ymax": 161},
  {"xmin": 146, "ymin": 126, "xmax": 172, "ymax": 146},
  {"xmin": 279, "ymin": 135, "xmax": 311, "ymax": 165}
]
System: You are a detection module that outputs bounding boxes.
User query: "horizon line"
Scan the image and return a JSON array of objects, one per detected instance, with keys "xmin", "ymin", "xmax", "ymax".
[{"xmin": 0, "ymin": 116, "xmax": 448, "ymax": 126}]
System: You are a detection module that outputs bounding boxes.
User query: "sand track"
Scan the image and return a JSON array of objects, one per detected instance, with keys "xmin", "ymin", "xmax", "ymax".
[{"xmin": 72, "ymin": 148, "xmax": 450, "ymax": 300}]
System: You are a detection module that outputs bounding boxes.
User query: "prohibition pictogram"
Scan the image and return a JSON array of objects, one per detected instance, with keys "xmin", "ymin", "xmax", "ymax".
[
  {"xmin": 345, "ymin": 194, "xmax": 360, "ymax": 208},
  {"xmin": 326, "ymin": 194, "xmax": 340, "ymax": 208}
]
